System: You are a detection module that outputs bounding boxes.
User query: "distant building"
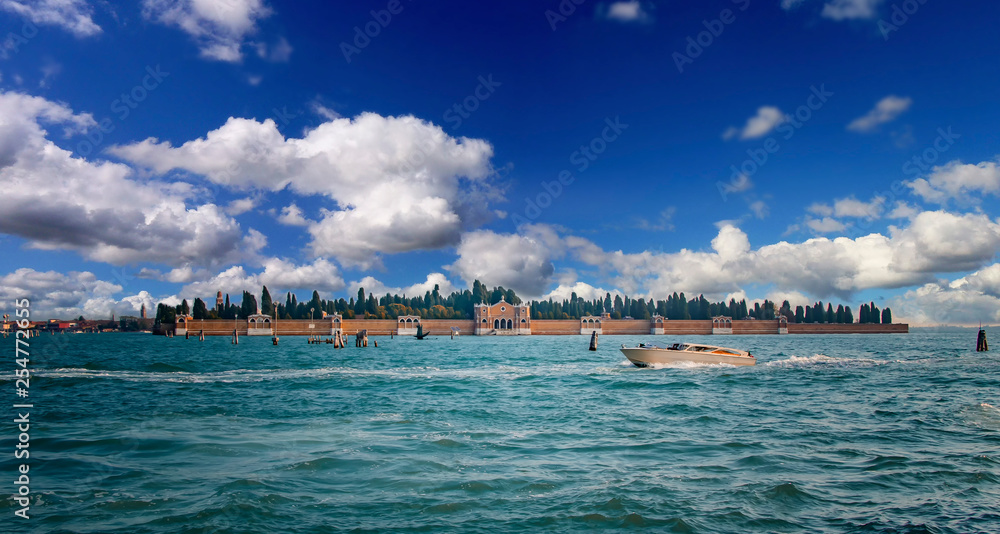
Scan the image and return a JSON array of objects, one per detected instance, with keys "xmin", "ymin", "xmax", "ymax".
[
  {"xmin": 474, "ymin": 298, "xmax": 530, "ymax": 335},
  {"xmin": 141, "ymin": 304, "xmax": 146, "ymax": 319},
  {"xmin": 216, "ymin": 291, "xmax": 224, "ymax": 311}
]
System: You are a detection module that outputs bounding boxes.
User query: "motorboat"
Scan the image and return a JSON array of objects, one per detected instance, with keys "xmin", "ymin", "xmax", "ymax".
[{"xmin": 620, "ymin": 342, "xmax": 755, "ymax": 367}]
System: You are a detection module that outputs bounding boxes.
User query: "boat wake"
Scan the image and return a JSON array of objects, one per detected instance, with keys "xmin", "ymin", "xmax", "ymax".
[{"xmin": 765, "ymin": 354, "xmax": 891, "ymax": 368}]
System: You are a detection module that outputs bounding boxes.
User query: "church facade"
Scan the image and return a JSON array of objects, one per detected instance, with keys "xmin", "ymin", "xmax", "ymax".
[{"xmin": 474, "ymin": 298, "xmax": 531, "ymax": 335}]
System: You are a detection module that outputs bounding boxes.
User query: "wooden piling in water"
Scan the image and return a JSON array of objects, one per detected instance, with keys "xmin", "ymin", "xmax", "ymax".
[
  {"xmin": 199, "ymin": 330, "xmax": 205, "ymax": 341},
  {"xmin": 589, "ymin": 331, "xmax": 598, "ymax": 351},
  {"xmin": 977, "ymin": 329, "xmax": 988, "ymax": 352},
  {"xmin": 232, "ymin": 329, "xmax": 239, "ymax": 345}
]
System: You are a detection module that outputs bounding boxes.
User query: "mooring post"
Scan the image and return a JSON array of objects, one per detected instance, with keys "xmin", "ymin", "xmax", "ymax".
[
  {"xmin": 589, "ymin": 331, "xmax": 598, "ymax": 351},
  {"xmin": 232, "ymin": 328, "xmax": 238, "ymax": 345},
  {"xmin": 977, "ymin": 329, "xmax": 988, "ymax": 352}
]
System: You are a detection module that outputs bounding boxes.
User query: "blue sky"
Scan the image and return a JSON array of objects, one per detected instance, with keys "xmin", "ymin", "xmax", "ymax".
[{"xmin": 1, "ymin": 0, "xmax": 999, "ymax": 325}]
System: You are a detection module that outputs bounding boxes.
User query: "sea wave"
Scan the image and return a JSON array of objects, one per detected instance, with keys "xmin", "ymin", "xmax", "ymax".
[{"xmin": 764, "ymin": 354, "xmax": 892, "ymax": 368}]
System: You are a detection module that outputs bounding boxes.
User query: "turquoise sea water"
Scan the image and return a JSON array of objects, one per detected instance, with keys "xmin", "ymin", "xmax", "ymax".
[{"xmin": 2, "ymin": 332, "xmax": 999, "ymax": 533}]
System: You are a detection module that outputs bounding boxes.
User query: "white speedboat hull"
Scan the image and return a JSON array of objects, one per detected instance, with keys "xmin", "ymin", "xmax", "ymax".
[{"xmin": 621, "ymin": 345, "xmax": 756, "ymax": 367}]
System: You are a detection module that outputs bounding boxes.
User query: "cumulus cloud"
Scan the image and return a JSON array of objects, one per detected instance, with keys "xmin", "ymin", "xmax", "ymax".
[
  {"xmin": 833, "ymin": 196, "xmax": 884, "ymax": 218},
  {"xmin": 0, "ymin": 268, "xmax": 162, "ymax": 319},
  {"xmin": 0, "ymin": 91, "xmax": 262, "ymax": 268},
  {"xmin": 890, "ymin": 264, "xmax": 1000, "ymax": 325},
  {"xmin": 348, "ymin": 272, "xmax": 455, "ymax": 300},
  {"xmin": 847, "ymin": 95, "xmax": 912, "ymax": 132},
  {"xmin": 110, "ymin": 112, "xmax": 498, "ymax": 268},
  {"xmin": 806, "ymin": 217, "xmax": 847, "ymax": 234},
  {"xmin": 181, "ymin": 258, "xmax": 345, "ymax": 300},
  {"xmin": 543, "ymin": 281, "xmax": 615, "ymax": 302},
  {"xmin": 277, "ymin": 203, "xmax": 310, "ymax": 226},
  {"xmin": 549, "ymin": 210, "xmax": 1000, "ymax": 301},
  {"xmin": 906, "ymin": 159, "xmax": 1000, "ymax": 205},
  {"xmin": 601, "ymin": 1, "xmax": 651, "ymax": 23},
  {"xmin": 448, "ymin": 230, "xmax": 556, "ymax": 298},
  {"xmin": 723, "ymin": 106, "xmax": 787, "ymax": 140},
  {"xmin": 0, "ymin": 0, "xmax": 101, "ymax": 37},
  {"xmin": 142, "ymin": 0, "xmax": 273, "ymax": 62}
]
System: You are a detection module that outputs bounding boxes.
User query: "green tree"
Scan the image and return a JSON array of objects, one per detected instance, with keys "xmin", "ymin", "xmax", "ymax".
[
  {"xmin": 881, "ymin": 307, "xmax": 892, "ymax": 324},
  {"xmin": 261, "ymin": 286, "xmax": 273, "ymax": 316},
  {"xmin": 794, "ymin": 306, "xmax": 804, "ymax": 323},
  {"xmin": 845, "ymin": 306, "xmax": 854, "ymax": 324},
  {"xmin": 192, "ymin": 298, "xmax": 208, "ymax": 320}
]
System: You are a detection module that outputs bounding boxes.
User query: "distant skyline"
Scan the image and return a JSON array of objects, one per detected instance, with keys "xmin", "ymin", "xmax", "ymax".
[{"xmin": 1, "ymin": 0, "xmax": 999, "ymax": 325}]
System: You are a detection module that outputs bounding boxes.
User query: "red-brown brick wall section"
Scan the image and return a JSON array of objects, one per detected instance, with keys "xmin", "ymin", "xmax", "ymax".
[
  {"xmin": 660, "ymin": 320, "xmax": 714, "ymax": 335},
  {"xmin": 170, "ymin": 319, "xmax": 907, "ymax": 335},
  {"xmin": 531, "ymin": 320, "xmax": 580, "ymax": 334},
  {"xmin": 787, "ymin": 323, "xmax": 908, "ymax": 334}
]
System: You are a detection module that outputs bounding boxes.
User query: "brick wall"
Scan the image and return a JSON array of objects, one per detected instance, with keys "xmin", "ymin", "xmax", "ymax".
[{"xmin": 170, "ymin": 319, "xmax": 908, "ymax": 336}]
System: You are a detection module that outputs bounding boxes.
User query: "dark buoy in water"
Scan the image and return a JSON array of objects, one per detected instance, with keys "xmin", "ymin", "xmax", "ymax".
[
  {"xmin": 589, "ymin": 331, "xmax": 598, "ymax": 351},
  {"xmin": 977, "ymin": 328, "xmax": 988, "ymax": 352}
]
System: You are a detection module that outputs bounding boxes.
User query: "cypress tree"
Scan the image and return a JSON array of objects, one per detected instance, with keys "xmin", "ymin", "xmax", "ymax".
[
  {"xmin": 261, "ymin": 286, "xmax": 273, "ymax": 316},
  {"xmin": 882, "ymin": 307, "xmax": 892, "ymax": 324}
]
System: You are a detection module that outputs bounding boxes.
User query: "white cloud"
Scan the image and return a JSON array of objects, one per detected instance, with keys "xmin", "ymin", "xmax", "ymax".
[
  {"xmin": 0, "ymin": 268, "xmax": 165, "ymax": 319},
  {"xmin": 142, "ymin": 0, "xmax": 273, "ymax": 62},
  {"xmin": 724, "ymin": 106, "xmax": 787, "ymax": 140},
  {"xmin": 277, "ymin": 203, "xmax": 310, "ymax": 226},
  {"xmin": 886, "ymin": 201, "xmax": 919, "ymax": 220},
  {"xmin": 906, "ymin": 159, "xmax": 1000, "ymax": 205},
  {"xmin": 603, "ymin": 1, "xmax": 651, "ymax": 23},
  {"xmin": 255, "ymin": 36, "xmax": 292, "ymax": 62},
  {"xmin": 806, "ymin": 217, "xmax": 847, "ymax": 233},
  {"xmin": 807, "ymin": 202, "xmax": 834, "ymax": 217},
  {"xmin": 0, "ymin": 0, "xmax": 101, "ymax": 37},
  {"xmin": 749, "ymin": 200, "xmax": 769, "ymax": 219},
  {"xmin": 543, "ymin": 281, "xmax": 615, "ymax": 302},
  {"xmin": 448, "ymin": 230, "xmax": 556, "ymax": 298},
  {"xmin": 784, "ymin": 0, "xmax": 884, "ymax": 20},
  {"xmin": 847, "ymin": 95, "xmax": 912, "ymax": 132},
  {"xmin": 821, "ymin": 0, "xmax": 883, "ymax": 20},
  {"xmin": 225, "ymin": 196, "xmax": 258, "ymax": 215},
  {"xmin": 181, "ymin": 258, "xmax": 345, "ymax": 300},
  {"xmin": 551, "ymin": 210, "xmax": 1000, "ymax": 301},
  {"xmin": 348, "ymin": 272, "xmax": 455, "ymax": 299},
  {"xmin": 310, "ymin": 100, "xmax": 341, "ymax": 121},
  {"xmin": 888, "ymin": 210, "xmax": 1000, "ymax": 274},
  {"xmin": 110, "ymin": 112, "xmax": 498, "ymax": 268},
  {"xmin": 0, "ymin": 91, "xmax": 262, "ymax": 268},
  {"xmin": 833, "ymin": 196, "xmax": 883, "ymax": 218},
  {"xmin": 890, "ymin": 264, "xmax": 1000, "ymax": 326}
]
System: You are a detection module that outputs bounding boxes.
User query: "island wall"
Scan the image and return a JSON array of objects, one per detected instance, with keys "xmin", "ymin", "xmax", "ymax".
[{"xmin": 168, "ymin": 318, "xmax": 908, "ymax": 336}]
